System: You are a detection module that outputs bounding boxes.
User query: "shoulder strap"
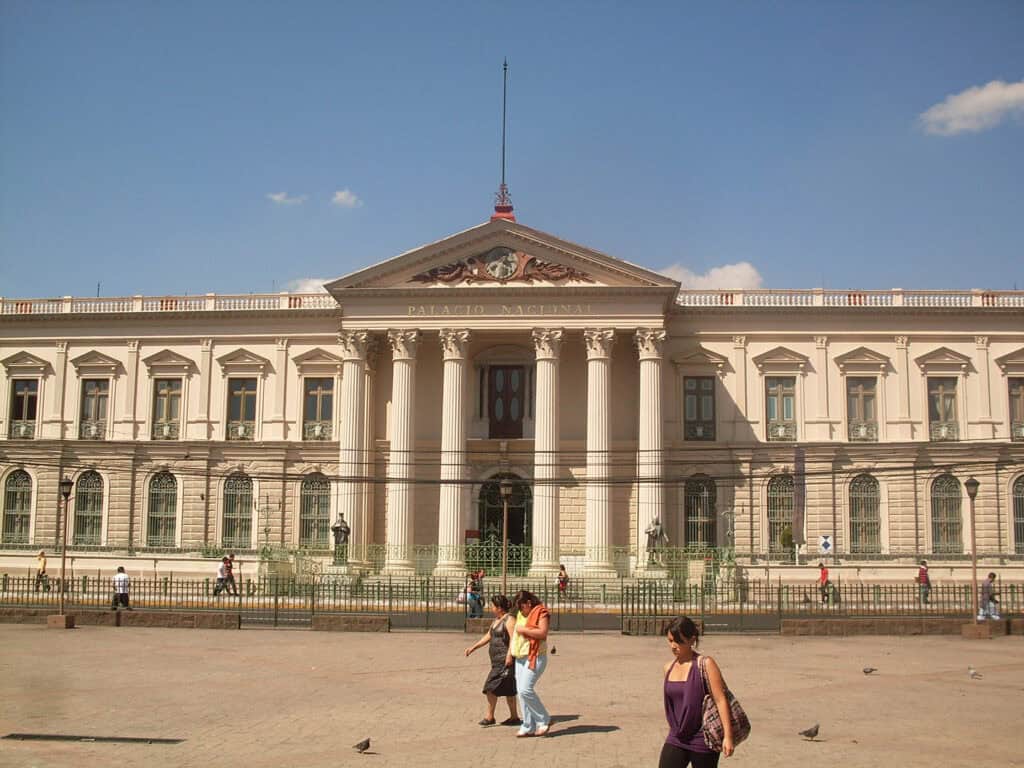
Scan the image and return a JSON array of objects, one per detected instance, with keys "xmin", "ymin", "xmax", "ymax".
[{"xmin": 698, "ymin": 655, "xmax": 711, "ymax": 693}]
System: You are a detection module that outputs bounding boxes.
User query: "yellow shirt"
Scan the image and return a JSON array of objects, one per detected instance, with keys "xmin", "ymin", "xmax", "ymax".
[
  {"xmin": 510, "ymin": 610, "xmax": 547, "ymax": 659},
  {"xmin": 37, "ymin": 555, "xmax": 46, "ymax": 572}
]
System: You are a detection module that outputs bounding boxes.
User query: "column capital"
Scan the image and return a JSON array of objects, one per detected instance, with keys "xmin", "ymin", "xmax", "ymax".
[
  {"xmin": 439, "ymin": 329, "xmax": 472, "ymax": 360},
  {"xmin": 975, "ymin": 336, "xmax": 989, "ymax": 349},
  {"xmin": 340, "ymin": 330, "xmax": 372, "ymax": 361},
  {"xmin": 387, "ymin": 329, "xmax": 420, "ymax": 360},
  {"xmin": 55, "ymin": 341, "xmax": 69, "ymax": 355},
  {"xmin": 584, "ymin": 328, "xmax": 616, "ymax": 360},
  {"xmin": 814, "ymin": 336, "xmax": 828, "ymax": 349},
  {"xmin": 732, "ymin": 335, "xmax": 747, "ymax": 349},
  {"xmin": 532, "ymin": 328, "xmax": 564, "ymax": 360},
  {"xmin": 126, "ymin": 339, "xmax": 140, "ymax": 353},
  {"xmin": 634, "ymin": 328, "xmax": 666, "ymax": 360},
  {"xmin": 199, "ymin": 338, "xmax": 213, "ymax": 351},
  {"xmin": 894, "ymin": 335, "xmax": 909, "ymax": 349},
  {"xmin": 275, "ymin": 337, "xmax": 290, "ymax": 351}
]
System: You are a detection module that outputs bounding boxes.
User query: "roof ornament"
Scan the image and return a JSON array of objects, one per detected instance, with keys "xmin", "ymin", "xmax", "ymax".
[{"xmin": 491, "ymin": 59, "xmax": 515, "ymax": 222}]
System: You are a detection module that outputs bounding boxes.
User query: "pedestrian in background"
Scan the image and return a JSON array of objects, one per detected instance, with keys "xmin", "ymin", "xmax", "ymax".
[
  {"xmin": 224, "ymin": 553, "xmax": 239, "ymax": 596},
  {"xmin": 817, "ymin": 562, "xmax": 831, "ymax": 605},
  {"xmin": 557, "ymin": 564, "xmax": 570, "ymax": 596},
  {"xmin": 978, "ymin": 572, "xmax": 1000, "ymax": 621},
  {"xmin": 111, "ymin": 566, "xmax": 132, "ymax": 611},
  {"xmin": 917, "ymin": 560, "xmax": 931, "ymax": 604},
  {"xmin": 34, "ymin": 550, "xmax": 48, "ymax": 592},
  {"xmin": 464, "ymin": 594, "xmax": 520, "ymax": 727},
  {"xmin": 466, "ymin": 572, "xmax": 483, "ymax": 618},
  {"xmin": 213, "ymin": 557, "xmax": 229, "ymax": 596},
  {"xmin": 507, "ymin": 589, "xmax": 551, "ymax": 737}
]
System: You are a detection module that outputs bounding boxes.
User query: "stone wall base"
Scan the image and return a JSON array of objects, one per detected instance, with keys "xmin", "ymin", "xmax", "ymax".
[
  {"xmin": 1, "ymin": 607, "xmax": 240, "ymax": 629},
  {"xmin": 310, "ymin": 614, "xmax": 389, "ymax": 632},
  {"xmin": 782, "ymin": 618, "xmax": 1013, "ymax": 636}
]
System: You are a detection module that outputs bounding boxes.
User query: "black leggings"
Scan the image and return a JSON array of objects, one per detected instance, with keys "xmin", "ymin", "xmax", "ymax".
[{"xmin": 658, "ymin": 743, "xmax": 720, "ymax": 768}]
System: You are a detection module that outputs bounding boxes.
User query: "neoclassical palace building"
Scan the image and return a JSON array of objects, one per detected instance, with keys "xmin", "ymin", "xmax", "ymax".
[{"xmin": 2, "ymin": 211, "xmax": 1023, "ymax": 579}]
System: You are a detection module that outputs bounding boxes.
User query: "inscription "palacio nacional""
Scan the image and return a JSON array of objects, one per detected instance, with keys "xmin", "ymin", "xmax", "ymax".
[{"xmin": 407, "ymin": 303, "xmax": 594, "ymax": 317}]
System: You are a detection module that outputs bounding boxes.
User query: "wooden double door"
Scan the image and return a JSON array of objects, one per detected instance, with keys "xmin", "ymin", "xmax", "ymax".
[{"xmin": 488, "ymin": 365, "xmax": 526, "ymax": 439}]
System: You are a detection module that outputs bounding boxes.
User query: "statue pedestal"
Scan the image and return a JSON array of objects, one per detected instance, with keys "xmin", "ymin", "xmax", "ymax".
[{"xmin": 634, "ymin": 565, "xmax": 669, "ymax": 580}]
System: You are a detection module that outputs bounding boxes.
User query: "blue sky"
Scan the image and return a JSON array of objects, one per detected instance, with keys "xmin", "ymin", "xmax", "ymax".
[{"xmin": 1, "ymin": 1, "xmax": 1022, "ymax": 298}]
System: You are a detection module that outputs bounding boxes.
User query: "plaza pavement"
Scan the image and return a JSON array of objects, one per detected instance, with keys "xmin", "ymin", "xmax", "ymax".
[{"xmin": 1, "ymin": 624, "xmax": 1022, "ymax": 768}]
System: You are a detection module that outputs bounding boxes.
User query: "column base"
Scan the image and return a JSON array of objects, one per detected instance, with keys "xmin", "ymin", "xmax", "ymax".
[
  {"xmin": 633, "ymin": 566, "xmax": 669, "ymax": 580},
  {"xmin": 381, "ymin": 563, "xmax": 416, "ymax": 577},
  {"xmin": 47, "ymin": 614, "xmax": 75, "ymax": 629},
  {"xmin": 527, "ymin": 564, "xmax": 561, "ymax": 578},
  {"xmin": 582, "ymin": 566, "xmax": 620, "ymax": 581},
  {"xmin": 433, "ymin": 562, "xmax": 468, "ymax": 578}
]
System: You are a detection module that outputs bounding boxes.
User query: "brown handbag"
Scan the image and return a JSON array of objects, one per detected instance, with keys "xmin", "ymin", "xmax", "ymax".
[{"xmin": 698, "ymin": 655, "xmax": 752, "ymax": 752}]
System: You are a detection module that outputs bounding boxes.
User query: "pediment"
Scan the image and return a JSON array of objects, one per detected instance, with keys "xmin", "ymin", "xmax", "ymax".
[
  {"xmin": 216, "ymin": 348, "xmax": 271, "ymax": 374},
  {"xmin": 994, "ymin": 347, "xmax": 1024, "ymax": 375},
  {"xmin": 914, "ymin": 346, "xmax": 972, "ymax": 372},
  {"xmin": 673, "ymin": 345, "xmax": 730, "ymax": 371},
  {"xmin": 142, "ymin": 349, "xmax": 198, "ymax": 375},
  {"xmin": 325, "ymin": 219, "xmax": 679, "ymax": 292},
  {"xmin": 833, "ymin": 346, "xmax": 891, "ymax": 373},
  {"xmin": 70, "ymin": 351, "xmax": 124, "ymax": 375},
  {"xmin": 292, "ymin": 347, "xmax": 343, "ymax": 373},
  {"xmin": 752, "ymin": 346, "xmax": 810, "ymax": 371},
  {"xmin": 1, "ymin": 351, "xmax": 52, "ymax": 375}
]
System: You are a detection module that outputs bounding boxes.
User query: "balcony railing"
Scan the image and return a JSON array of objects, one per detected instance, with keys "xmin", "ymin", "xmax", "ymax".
[
  {"xmin": 303, "ymin": 421, "xmax": 333, "ymax": 441},
  {"xmin": 684, "ymin": 421, "xmax": 715, "ymax": 441},
  {"xmin": 1, "ymin": 292, "xmax": 337, "ymax": 316},
  {"xmin": 78, "ymin": 420, "xmax": 106, "ymax": 440},
  {"xmin": 227, "ymin": 421, "xmax": 255, "ymax": 441},
  {"xmin": 675, "ymin": 288, "xmax": 1024, "ymax": 308},
  {"xmin": 152, "ymin": 421, "xmax": 181, "ymax": 440},
  {"xmin": 929, "ymin": 421, "xmax": 959, "ymax": 442},
  {"xmin": 8, "ymin": 421, "xmax": 36, "ymax": 439},
  {"xmin": 1012, "ymin": 421, "xmax": 1024, "ymax": 442},
  {"xmin": 767, "ymin": 421, "xmax": 797, "ymax": 441},
  {"xmin": 847, "ymin": 420, "xmax": 878, "ymax": 442}
]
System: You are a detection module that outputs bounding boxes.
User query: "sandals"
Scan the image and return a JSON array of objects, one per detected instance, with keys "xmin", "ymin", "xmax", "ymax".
[
  {"xmin": 479, "ymin": 718, "xmax": 496, "ymax": 727},
  {"xmin": 500, "ymin": 717, "xmax": 522, "ymax": 726},
  {"xmin": 534, "ymin": 724, "xmax": 551, "ymax": 737}
]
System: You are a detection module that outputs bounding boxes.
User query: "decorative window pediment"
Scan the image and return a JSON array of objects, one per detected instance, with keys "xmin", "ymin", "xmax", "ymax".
[
  {"xmin": 70, "ymin": 351, "xmax": 124, "ymax": 377},
  {"xmin": 409, "ymin": 246, "xmax": 595, "ymax": 286},
  {"xmin": 673, "ymin": 345, "xmax": 730, "ymax": 373},
  {"xmin": 995, "ymin": 347, "xmax": 1024, "ymax": 376},
  {"xmin": 833, "ymin": 346, "xmax": 891, "ymax": 374},
  {"xmin": 752, "ymin": 346, "xmax": 809, "ymax": 373},
  {"xmin": 216, "ymin": 348, "xmax": 271, "ymax": 376},
  {"xmin": 914, "ymin": 346, "xmax": 972, "ymax": 373},
  {"xmin": 292, "ymin": 347, "xmax": 343, "ymax": 375},
  {"xmin": 1, "ymin": 351, "xmax": 52, "ymax": 376},
  {"xmin": 142, "ymin": 349, "xmax": 198, "ymax": 377}
]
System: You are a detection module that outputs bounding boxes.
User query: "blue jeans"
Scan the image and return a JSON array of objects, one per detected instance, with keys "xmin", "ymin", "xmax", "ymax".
[
  {"xmin": 514, "ymin": 655, "xmax": 549, "ymax": 733},
  {"xmin": 467, "ymin": 593, "xmax": 482, "ymax": 618}
]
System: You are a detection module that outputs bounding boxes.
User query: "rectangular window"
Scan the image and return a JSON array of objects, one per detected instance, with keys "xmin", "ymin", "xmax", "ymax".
[
  {"xmin": 928, "ymin": 377, "xmax": 958, "ymax": 441},
  {"xmin": 226, "ymin": 378, "xmax": 257, "ymax": 440},
  {"xmin": 79, "ymin": 379, "xmax": 109, "ymax": 440},
  {"xmin": 1010, "ymin": 378, "xmax": 1024, "ymax": 442},
  {"xmin": 152, "ymin": 378, "xmax": 183, "ymax": 440},
  {"xmin": 846, "ymin": 377, "xmax": 878, "ymax": 442},
  {"xmin": 683, "ymin": 376, "xmax": 716, "ymax": 440},
  {"xmin": 9, "ymin": 380, "xmax": 38, "ymax": 439},
  {"xmin": 303, "ymin": 377, "xmax": 334, "ymax": 440},
  {"xmin": 766, "ymin": 376, "xmax": 796, "ymax": 441}
]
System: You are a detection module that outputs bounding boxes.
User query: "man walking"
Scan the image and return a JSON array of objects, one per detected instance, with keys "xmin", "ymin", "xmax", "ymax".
[
  {"xmin": 917, "ymin": 560, "xmax": 931, "ymax": 604},
  {"xmin": 978, "ymin": 572, "xmax": 1000, "ymax": 621},
  {"xmin": 818, "ymin": 561, "xmax": 831, "ymax": 605},
  {"xmin": 34, "ymin": 550, "xmax": 48, "ymax": 592},
  {"xmin": 111, "ymin": 566, "xmax": 132, "ymax": 611},
  {"xmin": 224, "ymin": 553, "xmax": 239, "ymax": 596},
  {"xmin": 213, "ymin": 557, "xmax": 229, "ymax": 596}
]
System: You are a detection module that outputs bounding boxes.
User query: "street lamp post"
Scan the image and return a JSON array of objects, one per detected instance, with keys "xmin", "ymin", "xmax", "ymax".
[
  {"xmin": 964, "ymin": 477, "xmax": 980, "ymax": 624},
  {"xmin": 499, "ymin": 478, "xmax": 513, "ymax": 596},
  {"xmin": 58, "ymin": 476, "xmax": 74, "ymax": 617}
]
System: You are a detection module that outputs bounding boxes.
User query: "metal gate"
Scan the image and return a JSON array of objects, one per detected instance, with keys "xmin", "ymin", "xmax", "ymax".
[{"xmin": 240, "ymin": 578, "xmax": 314, "ymax": 628}]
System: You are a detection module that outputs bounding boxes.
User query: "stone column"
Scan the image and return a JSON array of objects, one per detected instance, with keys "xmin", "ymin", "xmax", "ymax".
[
  {"xmin": 435, "ymin": 329, "xmax": 472, "ymax": 575},
  {"xmin": 976, "ymin": 336, "xmax": 993, "ymax": 421},
  {"xmin": 271, "ymin": 337, "xmax": 289, "ymax": 439},
  {"xmin": 584, "ymin": 329, "xmax": 617, "ymax": 577},
  {"xmin": 732, "ymin": 336, "xmax": 748, "ymax": 440},
  {"xmin": 355, "ymin": 339, "xmax": 378, "ymax": 568},
  {"xmin": 197, "ymin": 338, "xmax": 213, "ymax": 439},
  {"xmin": 894, "ymin": 336, "xmax": 912, "ymax": 440},
  {"xmin": 530, "ymin": 328, "xmax": 563, "ymax": 575},
  {"xmin": 384, "ymin": 329, "xmax": 419, "ymax": 574},
  {"xmin": 47, "ymin": 341, "xmax": 69, "ymax": 439},
  {"xmin": 635, "ymin": 329, "xmax": 666, "ymax": 573},
  {"xmin": 120, "ymin": 340, "xmax": 139, "ymax": 439},
  {"xmin": 338, "ymin": 331, "xmax": 370, "ymax": 562}
]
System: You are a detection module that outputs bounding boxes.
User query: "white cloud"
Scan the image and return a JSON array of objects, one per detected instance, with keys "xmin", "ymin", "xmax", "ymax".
[
  {"xmin": 283, "ymin": 277, "xmax": 329, "ymax": 293},
  {"xmin": 331, "ymin": 188, "xmax": 364, "ymax": 208},
  {"xmin": 266, "ymin": 191, "xmax": 307, "ymax": 205},
  {"xmin": 659, "ymin": 261, "xmax": 764, "ymax": 290},
  {"xmin": 919, "ymin": 79, "xmax": 1024, "ymax": 136}
]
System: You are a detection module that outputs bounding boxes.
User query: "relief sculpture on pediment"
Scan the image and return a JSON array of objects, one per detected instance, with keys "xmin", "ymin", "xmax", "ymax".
[{"xmin": 410, "ymin": 247, "xmax": 594, "ymax": 285}]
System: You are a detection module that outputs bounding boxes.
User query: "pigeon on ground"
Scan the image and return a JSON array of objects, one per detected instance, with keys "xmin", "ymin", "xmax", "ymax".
[
  {"xmin": 862, "ymin": 667, "xmax": 877, "ymax": 675},
  {"xmin": 550, "ymin": 645, "xmax": 557, "ymax": 655},
  {"xmin": 353, "ymin": 738, "xmax": 371, "ymax": 754},
  {"xmin": 968, "ymin": 667, "xmax": 982, "ymax": 679},
  {"xmin": 799, "ymin": 724, "xmax": 820, "ymax": 741}
]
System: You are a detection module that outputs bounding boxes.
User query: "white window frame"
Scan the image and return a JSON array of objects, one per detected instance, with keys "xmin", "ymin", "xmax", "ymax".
[
  {"xmin": 142, "ymin": 349, "xmax": 197, "ymax": 441},
  {"xmin": 216, "ymin": 348, "xmax": 271, "ymax": 442}
]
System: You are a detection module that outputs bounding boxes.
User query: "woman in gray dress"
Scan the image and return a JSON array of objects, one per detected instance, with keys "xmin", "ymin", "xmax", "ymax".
[{"xmin": 464, "ymin": 594, "xmax": 521, "ymax": 726}]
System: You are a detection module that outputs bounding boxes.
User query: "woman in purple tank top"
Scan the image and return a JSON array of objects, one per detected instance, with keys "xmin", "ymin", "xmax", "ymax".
[{"xmin": 660, "ymin": 616, "xmax": 736, "ymax": 768}]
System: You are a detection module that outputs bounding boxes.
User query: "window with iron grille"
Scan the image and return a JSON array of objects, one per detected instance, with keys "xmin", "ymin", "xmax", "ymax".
[
  {"xmin": 299, "ymin": 474, "xmax": 330, "ymax": 548},
  {"xmin": 226, "ymin": 378, "xmax": 257, "ymax": 440},
  {"xmin": 765, "ymin": 377, "xmax": 796, "ymax": 441},
  {"xmin": 73, "ymin": 471, "xmax": 103, "ymax": 546},
  {"xmin": 846, "ymin": 377, "xmax": 878, "ymax": 442},
  {"xmin": 928, "ymin": 377, "xmax": 958, "ymax": 441},
  {"xmin": 849, "ymin": 473, "xmax": 881, "ymax": 554},
  {"xmin": 684, "ymin": 476, "xmax": 716, "ymax": 546},
  {"xmin": 9, "ymin": 379, "xmax": 38, "ymax": 439},
  {"xmin": 303, "ymin": 377, "xmax": 334, "ymax": 440},
  {"xmin": 79, "ymin": 379, "xmax": 109, "ymax": 440},
  {"xmin": 930, "ymin": 474, "xmax": 962, "ymax": 554},
  {"xmin": 147, "ymin": 472, "xmax": 177, "ymax": 547},
  {"xmin": 767, "ymin": 474, "xmax": 794, "ymax": 554},
  {"xmin": 2, "ymin": 470, "xmax": 32, "ymax": 544},
  {"xmin": 222, "ymin": 473, "xmax": 253, "ymax": 549},
  {"xmin": 1010, "ymin": 378, "xmax": 1024, "ymax": 442},
  {"xmin": 1013, "ymin": 476, "xmax": 1024, "ymax": 555},
  {"xmin": 152, "ymin": 378, "xmax": 182, "ymax": 440},
  {"xmin": 683, "ymin": 377, "xmax": 715, "ymax": 440}
]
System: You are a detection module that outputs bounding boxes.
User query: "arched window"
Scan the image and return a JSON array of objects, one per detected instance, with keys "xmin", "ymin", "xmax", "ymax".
[
  {"xmin": 73, "ymin": 471, "xmax": 104, "ymax": 546},
  {"xmin": 684, "ymin": 476, "xmax": 717, "ymax": 547},
  {"xmin": 2, "ymin": 470, "xmax": 32, "ymax": 544},
  {"xmin": 222, "ymin": 473, "xmax": 253, "ymax": 549},
  {"xmin": 299, "ymin": 474, "xmax": 330, "ymax": 548},
  {"xmin": 849, "ymin": 474, "xmax": 881, "ymax": 554},
  {"xmin": 930, "ymin": 474, "xmax": 962, "ymax": 554},
  {"xmin": 767, "ymin": 475, "xmax": 794, "ymax": 555},
  {"xmin": 147, "ymin": 472, "xmax": 177, "ymax": 547},
  {"xmin": 1013, "ymin": 476, "xmax": 1024, "ymax": 555}
]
